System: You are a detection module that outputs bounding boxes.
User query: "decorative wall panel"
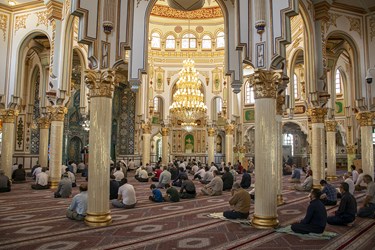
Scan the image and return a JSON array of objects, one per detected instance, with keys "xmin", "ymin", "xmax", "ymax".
[
  {"xmin": 118, "ymin": 85, "xmax": 136, "ymax": 155},
  {"xmin": 30, "ymin": 75, "xmax": 40, "ymax": 154}
]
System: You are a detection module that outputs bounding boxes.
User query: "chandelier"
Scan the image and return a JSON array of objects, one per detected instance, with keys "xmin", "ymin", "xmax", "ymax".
[{"xmin": 169, "ymin": 58, "xmax": 207, "ymax": 131}]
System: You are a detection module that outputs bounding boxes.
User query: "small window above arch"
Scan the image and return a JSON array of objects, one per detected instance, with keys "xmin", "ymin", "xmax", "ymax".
[{"xmin": 151, "ymin": 32, "xmax": 161, "ymax": 48}]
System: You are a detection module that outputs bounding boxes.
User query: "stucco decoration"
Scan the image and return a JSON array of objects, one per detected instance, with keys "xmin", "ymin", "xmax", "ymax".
[
  {"xmin": 347, "ymin": 16, "xmax": 361, "ymax": 37},
  {"xmin": 36, "ymin": 11, "xmax": 48, "ymax": 27},
  {"xmin": 0, "ymin": 14, "xmax": 7, "ymax": 41},
  {"xmin": 151, "ymin": 5, "xmax": 222, "ymax": 19},
  {"xmin": 15, "ymin": 14, "xmax": 29, "ymax": 33}
]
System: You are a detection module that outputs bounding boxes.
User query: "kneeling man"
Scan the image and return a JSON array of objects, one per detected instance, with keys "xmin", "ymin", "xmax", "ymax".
[{"xmin": 223, "ymin": 182, "xmax": 250, "ymax": 219}]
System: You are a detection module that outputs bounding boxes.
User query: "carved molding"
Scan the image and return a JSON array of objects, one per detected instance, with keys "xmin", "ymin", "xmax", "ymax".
[
  {"xmin": 49, "ymin": 19, "xmax": 56, "ymax": 76},
  {"xmin": 38, "ymin": 116, "xmax": 51, "ymax": 129},
  {"xmin": 1, "ymin": 109, "xmax": 19, "ymax": 123},
  {"xmin": 347, "ymin": 16, "xmax": 361, "ymax": 36},
  {"xmin": 47, "ymin": 0, "xmax": 63, "ymax": 20},
  {"xmin": 151, "ymin": 5, "xmax": 222, "ymax": 19},
  {"xmin": 307, "ymin": 107, "xmax": 327, "ymax": 123},
  {"xmin": 161, "ymin": 127, "xmax": 169, "ymax": 136},
  {"xmin": 142, "ymin": 122, "xmax": 152, "ymax": 134},
  {"xmin": 325, "ymin": 120, "xmax": 337, "ymax": 132},
  {"xmin": 224, "ymin": 124, "xmax": 235, "ymax": 135},
  {"xmin": 276, "ymin": 95, "xmax": 285, "ymax": 115},
  {"xmin": 0, "ymin": 14, "xmax": 7, "ymax": 41},
  {"xmin": 251, "ymin": 69, "xmax": 282, "ymax": 99},
  {"xmin": 85, "ymin": 69, "xmax": 117, "ymax": 98},
  {"xmin": 346, "ymin": 144, "xmax": 355, "ymax": 154},
  {"xmin": 328, "ymin": 13, "xmax": 341, "ymax": 29},
  {"xmin": 15, "ymin": 14, "xmax": 29, "ymax": 33},
  {"xmin": 36, "ymin": 11, "xmax": 48, "ymax": 27},
  {"xmin": 47, "ymin": 106, "xmax": 67, "ymax": 121},
  {"xmin": 207, "ymin": 127, "xmax": 215, "ymax": 136},
  {"xmin": 370, "ymin": 18, "xmax": 375, "ymax": 42},
  {"xmin": 355, "ymin": 111, "xmax": 374, "ymax": 126}
]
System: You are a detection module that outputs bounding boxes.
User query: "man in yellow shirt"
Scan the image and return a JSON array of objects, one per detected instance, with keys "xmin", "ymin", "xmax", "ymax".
[{"xmin": 223, "ymin": 182, "xmax": 250, "ymax": 219}]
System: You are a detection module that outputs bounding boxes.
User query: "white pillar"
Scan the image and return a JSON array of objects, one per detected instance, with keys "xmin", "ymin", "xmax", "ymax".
[
  {"xmin": 207, "ymin": 127, "xmax": 215, "ymax": 164},
  {"xmin": 308, "ymin": 108, "xmax": 327, "ymax": 188},
  {"xmin": 48, "ymin": 106, "xmax": 67, "ymax": 189},
  {"xmin": 142, "ymin": 122, "xmax": 151, "ymax": 165},
  {"xmin": 38, "ymin": 117, "xmax": 50, "ymax": 169},
  {"xmin": 225, "ymin": 124, "xmax": 234, "ymax": 165},
  {"xmin": 356, "ymin": 112, "xmax": 374, "ymax": 178},
  {"xmin": 276, "ymin": 95, "xmax": 285, "ymax": 205},
  {"xmin": 251, "ymin": 69, "xmax": 282, "ymax": 229},
  {"xmin": 84, "ymin": 69, "xmax": 116, "ymax": 227},
  {"xmin": 161, "ymin": 127, "xmax": 169, "ymax": 165},
  {"xmin": 325, "ymin": 120, "xmax": 337, "ymax": 180},
  {"xmin": 0, "ymin": 109, "xmax": 18, "ymax": 178}
]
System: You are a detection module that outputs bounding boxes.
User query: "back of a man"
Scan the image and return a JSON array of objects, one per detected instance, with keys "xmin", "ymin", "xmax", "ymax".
[
  {"xmin": 119, "ymin": 183, "xmax": 137, "ymax": 207},
  {"xmin": 0, "ymin": 170, "xmax": 11, "ymax": 192},
  {"xmin": 12, "ymin": 165, "xmax": 26, "ymax": 182},
  {"xmin": 55, "ymin": 175, "xmax": 72, "ymax": 198},
  {"xmin": 223, "ymin": 183, "xmax": 250, "ymax": 219},
  {"xmin": 158, "ymin": 167, "xmax": 171, "ymax": 188}
]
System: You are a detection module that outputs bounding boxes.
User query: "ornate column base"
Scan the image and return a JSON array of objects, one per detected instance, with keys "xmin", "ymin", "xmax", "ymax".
[
  {"xmin": 85, "ymin": 212, "xmax": 112, "ymax": 227},
  {"xmin": 50, "ymin": 180, "xmax": 59, "ymax": 189},
  {"xmin": 326, "ymin": 175, "xmax": 337, "ymax": 181},
  {"xmin": 251, "ymin": 214, "xmax": 279, "ymax": 229},
  {"xmin": 277, "ymin": 194, "xmax": 285, "ymax": 206}
]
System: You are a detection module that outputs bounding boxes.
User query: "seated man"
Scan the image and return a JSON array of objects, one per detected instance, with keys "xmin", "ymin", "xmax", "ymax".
[
  {"xmin": 151, "ymin": 166, "xmax": 163, "ymax": 182},
  {"xmin": 357, "ymin": 174, "xmax": 375, "ymax": 218},
  {"xmin": 201, "ymin": 170, "xmax": 223, "ymax": 196},
  {"xmin": 149, "ymin": 184, "xmax": 164, "ymax": 202},
  {"xmin": 66, "ymin": 183, "xmax": 88, "ymax": 221},
  {"xmin": 291, "ymin": 189, "xmax": 327, "ymax": 234},
  {"xmin": 289, "ymin": 165, "xmax": 301, "ymax": 183},
  {"xmin": 200, "ymin": 166, "xmax": 214, "ymax": 184},
  {"xmin": 222, "ymin": 167, "xmax": 234, "ymax": 191},
  {"xmin": 112, "ymin": 178, "xmax": 137, "ymax": 209},
  {"xmin": 319, "ymin": 180, "xmax": 337, "ymax": 206},
  {"xmin": 193, "ymin": 165, "xmax": 205, "ymax": 180},
  {"xmin": 327, "ymin": 182, "xmax": 357, "ymax": 226},
  {"xmin": 109, "ymin": 175, "xmax": 120, "ymax": 200},
  {"xmin": 172, "ymin": 167, "xmax": 188, "ymax": 187},
  {"xmin": 294, "ymin": 170, "xmax": 313, "ymax": 192},
  {"xmin": 54, "ymin": 173, "xmax": 72, "ymax": 198},
  {"xmin": 223, "ymin": 182, "xmax": 250, "ymax": 219},
  {"xmin": 180, "ymin": 175, "xmax": 196, "ymax": 199},
  {"xmin": 135, "ymin": 166, "xmax": 149, "ymax": 182},
  {"xmin": 157, "ymin": 166, "xmax": 171, "ymax": 188},
  {"xmin": 355, "ymin": 169, "xmax": 366, "ymax": 191},
  {"xmin": 164, "ymin": 184, "xmax": 180, "ymax": 202},
  {"xmin": 12, "ymin": 164, "xmax": 26, "ymax": 182},
  {"xmin": 240, "ymin": 169, "xmax": 251, "ymax": 189},
  {"xmin": 31, "ymin": 167, "xmax": 50, "ymax": 189},
  {"xmin": 0, "ymin": 169, "xmax": 11, "ymax": 192}
]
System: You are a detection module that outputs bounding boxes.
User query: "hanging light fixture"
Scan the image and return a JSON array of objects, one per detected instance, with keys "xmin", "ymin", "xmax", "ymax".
[{"xmin": 169, "ymin": 58, "xmax": 207, "ymax": 131}]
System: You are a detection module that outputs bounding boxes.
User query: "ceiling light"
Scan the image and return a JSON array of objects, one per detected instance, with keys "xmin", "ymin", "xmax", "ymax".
[{"xmin": 8, "ymin": 1, "xmax": 16, "ymax": 6}]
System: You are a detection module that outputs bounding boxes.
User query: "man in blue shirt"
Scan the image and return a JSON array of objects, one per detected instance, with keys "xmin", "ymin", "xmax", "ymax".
[
  {"xmin": 320, "ymin": 180, "xmax": 337, "ymax": 206},
  {"xmin": 289, "ymin": 165, "xmax": 301, "ymax": 183},
  {"xmin": 66, "ymin": 183, "xmax": 88, "ymax": 221},
  {"xmin": 149, "ymin": 184, "xmax": 164, "ymax": 202},
  {"xmin": 291, "ymin": 189, "xmax": 327, "ymax": 234}
]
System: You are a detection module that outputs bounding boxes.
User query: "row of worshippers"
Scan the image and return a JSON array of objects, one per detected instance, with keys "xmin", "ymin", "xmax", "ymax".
[
  {"xmin": 291, "ymin": 174, "xmax": 375, "ymax": 234},
  {"xmin": 0, "ymin": 164, "xmax": 27, "ymax": 192}
]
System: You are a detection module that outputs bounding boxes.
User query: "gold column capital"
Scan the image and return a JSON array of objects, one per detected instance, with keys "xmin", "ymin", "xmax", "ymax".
[
  {"xmin": 276, "ymin": 95, "xmax": 285, "ymax": 115},
  {"xmin": 252, "ymin": 69, "xmax": 282, "ymax": 99},
  {"xmin": 239, "ymin": 146, "xmax": 246, "ymax": 154},
  {"xmin": 325, "ymin": 120, "xmax": 337, "ymax": 132},
  {"xmin": 161, "ymin": 127, "xmax": 169, "ymax": 136},
  {"xmin": 47, "ymin": 106, "xmax": 67, "ymax": 121},
  {"xmin": 207, "ymin": 127, "xmax": 215, "ymax": 136},
  {"xmin": 307, "ymin": 107, "xmax": 327, "ymax": 123},
  {"xmin": 1, "ymin": 109, "xmax": 19, "ymax": 123},
  {"xmin": 38, "ymin": 116, "xmax": 51, "ymax": 129},
  {"xmin": 142, "ymin": 122, "xmax": 152, "ymax": 134},
  {"xmin": 85, "ymin": 69, "xmax": 117, "ymax": 98},
  {"xmin": 355, "ymin": 112, "xmax": 374, "ymax": 126},
  {"xmin": 224, "ymin": 124, "xmax": 235, "ymax": 135},
  {"xmin": 346, "ymin": 144, "xmax": 356, "ymax": 154}
]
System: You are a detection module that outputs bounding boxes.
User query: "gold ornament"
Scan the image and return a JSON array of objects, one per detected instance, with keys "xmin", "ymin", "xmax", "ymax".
[
  {"xmin": 161, "ymin": 127, "xmax": 169, "ymax": 136},
  {"xmin": 355, "ymin": 112, "xmax": 374, "ymax": 127},
  {"xmin": 307, "ymin": 108, "xmax": 327, "ymax": 123},
  {"xmin": 276, "ymin": 95, "xmax": 285, "ymax": 115},
  {"xmin": 1, "ymin": 109, "xmax": 19, "ymax": 123},
  {"xmin": 38, "ymin": 117, "xmax": 51, "ymax": 129},
  {"xmin": 325, "ymin": 120, "xmax": 337, "ymax": 132},
  {"xmin": 47, "ymin": 106, "xmax": 67, "ymax": 121},
  {"xmin": 224, "ymin": 124, "xmax": 235, "ymax": 135},
  {"xmin": 207, "ymin": 127, "xmax": 215, "ymax": 136},
  {"xmin": 85, "ymin": 69, "xmax": 117, "ymax": 98},
  {"xmin": 142, "ymin": 122, "xmax": 152, "ymax": 134},
  {"xmin": 346, "ymin": 144, "xmax": 356, "ymax": 154},
  {"xmin": 252, "ymin": 69, "xmax": 282, "ymax": 99}
]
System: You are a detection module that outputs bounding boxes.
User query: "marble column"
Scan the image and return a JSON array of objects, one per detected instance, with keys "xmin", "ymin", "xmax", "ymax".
[
  {"xmin": 142, "ymin": 122, "xmax": 152, "ymax": 166},
  {"xmin": 84, "ymin": 69, "xmax": 117, "ymax": 227},
  {"xmin": 346, "ymin": 144, "xmax": 356, "ymax": 171},
  {"xmin": 307, "ymin": 108, "xmax": 327, "ymax": 188},
  {"xmin": 251, "ymin": 69, "xmax": 282, "ymax": 229},
  {"xmin": 276, "ymin": 95, "xmax": 285, "ymax": 206},
  {"xmin": 225, "ymin": 124, "xmax": 234, "ymax": 165},
  {"xmin": 325, "ymin": 120, "xmax": 337, "ymax": 180},
  {"xmin": 161, "ymin": 127, "xmax": 169, "ymax": 165},
  {"xmin": 239, "ymin": 146, "xmax": 246, "ymax": 168},
  {"xmin": 0, "ymin": 109, "xmax": 19, "ymax": 178},
  {"xmin": 38, "ymin": 117, "xmax": 51, "ymax": 169},
  {"xmin": 356, "ymin": 112, "xmax": 374, "ymax": 178},
  {"xmin": 207, "ymin": 127, "xmax": 215, "ymax": 164},
  {"xmin": 48, "ymin": 106, "xmax": 67, "ymax": 189}
]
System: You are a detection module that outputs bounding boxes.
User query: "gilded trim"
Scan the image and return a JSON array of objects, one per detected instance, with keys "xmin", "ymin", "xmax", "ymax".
[
  {"xmin": 0, "ymin": 14, "xmax": 7, "ymax": 41},
  {"xmin": 161, "ymin": 127, "xmax": 169, "ymax": 136},
  {"xmin": 38, "ymin": 116, "xmax": 51, "ymax": 129},
  {"xmin": 355, "ymin": 112, "xmax": 374, "ymax": 126},
  {"xmin": 252, "ymin": 69, "xmax": 282, "ymax": 99},
  {"xmin": 151, "ymin": 5, "xmax": 223, "ymax": 19},
  {"xmin": 207, "ymin": 127, "xmax": 215, "ymax": 137},
  {"xmin": 224, "ymin": 124, "xmax": 235, "ymax": 135},
  {"xmin": 15, "ymin": 14, "xmax": 29, "ymax": 33},
  {"xmin": 1, "ymin": 109, "xmax": 19, "ymax": 123},
  {"xmin": 142, "ymin": 122, "xmax": 152, "ymax": 134},
  {"xmin": 307, "ymin": 108, "xmax": 327, "ymax": 123},
  {"xmin": 84, "ymin": 69, "xmax": 117, "ymax": 98},
  {"xmin": 47, "ymin": 106, "xmax": 68, "ymax": 122},
  {"xmin": 325, "ymin": 120, "xmax": 337, "ymax": 132}
]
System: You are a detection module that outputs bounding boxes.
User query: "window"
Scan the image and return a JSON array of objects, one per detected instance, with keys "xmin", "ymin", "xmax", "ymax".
[
  {"xmin": 293, "ymin": 74, "xmax": 298, "ymax": 99},
  {"xmin": 202, "ymin": 35, "xmax": 212, "ymax": 49},
  {"xmin": 215, "ymin": 98, "xmax": 223, "ymax": 113},
  {"xmin": 216, "ymin": 31, "xmax": 225, "ymax": 48},
  {"xmin": 151, "ymin": 33, "xmax": 161, "ymax": 48},
  {"xmin": 182, "ymin": 33, "xmax": 196, "ymax": 49},
  {"xmin": 165, "ymin": 35, "xmax": 175, "ymax": 49},
  {"xmin": 153, "ymin": 97, "xmax": 159, "ymax": 112},
  {"xmin": 335, "ymin": 69, "xmax": 342, "ymax": 94},
  {"xmin": 245, "ymin": 81, "xmax": 255, "ymax": 104},
  {"xmin": 283, "ymin": 134, "xmax": 294, "ymax": 155},
  {"xmin": 373, "ymin": 128, "xmax": 375, "ymax": 144}
]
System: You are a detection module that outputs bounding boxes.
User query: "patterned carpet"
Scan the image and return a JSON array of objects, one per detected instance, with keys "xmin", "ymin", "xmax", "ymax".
[{"xmin": 0, "ymin": 171, "xmax": 374, "ymax": 250}]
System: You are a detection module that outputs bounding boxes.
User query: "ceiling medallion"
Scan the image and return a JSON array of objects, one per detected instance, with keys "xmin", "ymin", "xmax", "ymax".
[
  {"xmin": 167, "ymin": 0, "xmax": 205, "ymax": 11},
  {"xmin": 174, "ymin": 25, "xmax": 182, "ymax": 33},
  {"xmin": 196, "ymin": 26, "xmax": 204, "ymax": 33}
]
